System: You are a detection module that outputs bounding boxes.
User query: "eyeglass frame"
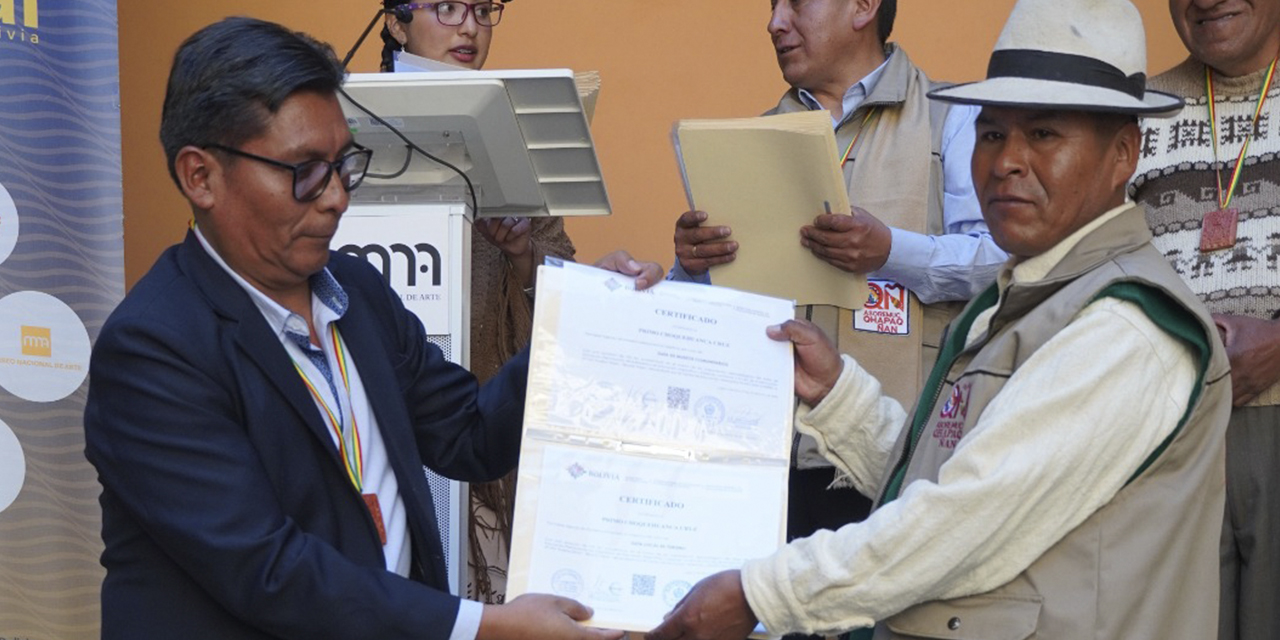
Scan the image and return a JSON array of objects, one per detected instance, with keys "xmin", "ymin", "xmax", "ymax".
[
  {"xmin": 204, "ymin": 143, "xmax": 374, "ymax": 203},
  {"xmin": 400, "ymin": 2, "xmax": 506, "ymax": 28}
]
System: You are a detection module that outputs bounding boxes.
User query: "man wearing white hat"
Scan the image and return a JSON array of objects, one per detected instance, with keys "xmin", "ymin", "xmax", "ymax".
[
  {"xmin": 1128, "ymin": 1, "xmax": 1280, "ymax": 638},
  {"xmin": 645, "ymin": 1, "xmax": 1232, "ymax": 639}
]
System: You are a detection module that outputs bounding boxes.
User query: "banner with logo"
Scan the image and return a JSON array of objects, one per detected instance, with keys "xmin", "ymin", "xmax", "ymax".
[{"xmin": 0, "ymin": 1, "xmax": 122, "ymax": 637}]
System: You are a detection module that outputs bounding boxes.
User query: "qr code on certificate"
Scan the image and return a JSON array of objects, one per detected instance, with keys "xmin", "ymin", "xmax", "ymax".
[
  {"xmin": 632, "ymin": 573, "xmax": 656, "ymax": 596},
  {"xmin": 667, "ymin": 386, "xmax": 690, "ymax": 410}
]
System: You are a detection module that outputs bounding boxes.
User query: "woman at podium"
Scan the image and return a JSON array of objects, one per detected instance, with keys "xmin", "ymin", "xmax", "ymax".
[{"xmin": 376, "ymin": 0, "xmax": 578, "ymax": 608}]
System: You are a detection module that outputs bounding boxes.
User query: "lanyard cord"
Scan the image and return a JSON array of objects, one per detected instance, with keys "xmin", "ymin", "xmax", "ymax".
[
  {"xmin": 293, "ymin": 323, "xmax": 364, "ymax": 492},
  {"xmin": 1205, "ymin": 54, "xmax": 1278, "ymax": 210},
  {"xmin": 841, "ymin": 107, "xmax": 882, "ymax": 167}
]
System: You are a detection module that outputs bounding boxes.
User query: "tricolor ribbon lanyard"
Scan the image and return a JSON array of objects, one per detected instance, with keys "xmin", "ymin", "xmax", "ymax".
[
  {"xmin": 1200, "ymin": 54, "xmax": 1278, "ymax": 252},
  {"xmin": 294, "ymin": 325, "xmax": 388, "ymax": 545},
  {"xmin": 840, "ymin": 107, "xmax": 882, "ymax": 168}
]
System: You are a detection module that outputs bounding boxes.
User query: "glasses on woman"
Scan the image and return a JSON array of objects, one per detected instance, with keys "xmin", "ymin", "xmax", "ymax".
[
  {"xmin": 402, "ymin": 2, "xmax": 505, "ymax": 28},
  {"xmin": 205, "ymin": 144, "xmax": 373, "ymax": 203}
]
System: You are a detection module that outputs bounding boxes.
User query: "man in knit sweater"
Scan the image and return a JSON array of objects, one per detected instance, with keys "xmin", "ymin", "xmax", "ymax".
[
  {"xmin": 1129, "ymin": 2, "xmax": 1280, "ymax": 639},
  {"xmin": 647, "ymin": 1, "xmax": 1232, "ymax": 639}
]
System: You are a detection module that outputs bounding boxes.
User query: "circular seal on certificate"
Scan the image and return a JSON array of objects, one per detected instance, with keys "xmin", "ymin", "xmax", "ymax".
[
  {"xmin": 550, "ymin": 569, "xmax": 584, "ymax": 597},
  {"xmin": 693, "ymin": 395, "xmax": 726, "ymax": 426},
  {"xmin": 663, "ymin": 580, "xmax": 692, "ymax": 606}
]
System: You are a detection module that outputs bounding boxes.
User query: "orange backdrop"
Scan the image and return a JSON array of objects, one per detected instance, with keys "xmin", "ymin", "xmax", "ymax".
[{"xmin": 118, "ymin": 1, "xmax": 1189, "ymax": 287}]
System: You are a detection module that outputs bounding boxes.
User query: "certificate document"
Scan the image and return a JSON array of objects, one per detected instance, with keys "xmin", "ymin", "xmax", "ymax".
[{"xmin": 507, "ymin": 261, "xmax": 794, "ymax": 634}]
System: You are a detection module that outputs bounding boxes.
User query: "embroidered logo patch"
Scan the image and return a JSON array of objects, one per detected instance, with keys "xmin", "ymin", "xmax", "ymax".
[
  {"xmin": 932, "ymin": 382, "xmax": 971, "ymax": 449},
  {"xmin": 854, "ymin": 279, "xmax": 910, "ymax": 335}
]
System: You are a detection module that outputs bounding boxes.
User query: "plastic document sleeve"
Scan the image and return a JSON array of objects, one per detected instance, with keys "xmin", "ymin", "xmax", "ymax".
[{"xmin": 506, "ymin": 261, "xmax": 795, "ymax": 638}]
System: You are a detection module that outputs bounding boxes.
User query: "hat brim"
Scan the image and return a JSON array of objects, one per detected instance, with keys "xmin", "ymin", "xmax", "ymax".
[{"xmin": 928, "ymin": 78, "xmax": 1185, "ymax": 118}]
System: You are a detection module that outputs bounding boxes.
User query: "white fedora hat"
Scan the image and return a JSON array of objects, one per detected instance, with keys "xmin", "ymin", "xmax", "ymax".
[{"xmin": 929, "ymin": 0, "xmax": 1184, "ymax": 117}]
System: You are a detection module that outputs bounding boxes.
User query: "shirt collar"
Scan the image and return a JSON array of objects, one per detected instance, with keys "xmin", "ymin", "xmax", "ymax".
[
  {"xmin": 797, "ymin": 49, "xmax": 893, "ymax": 125},
  {"xmin": 194, "ymin": 225, "xmax": 349, "ymax": 341},
  {"xmin": 999, "ymin": 201, "xmax": 1138, "ymax": 288}
]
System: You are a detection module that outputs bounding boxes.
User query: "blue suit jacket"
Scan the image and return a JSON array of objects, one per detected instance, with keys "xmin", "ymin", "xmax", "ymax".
[{"xmin": 84, "ymin": 231, "xmax": 527, "ymax": 639}]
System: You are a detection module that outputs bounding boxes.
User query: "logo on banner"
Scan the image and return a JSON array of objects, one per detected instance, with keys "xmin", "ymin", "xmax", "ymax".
[
  {"xmin": 330, "ymin": 210, "xmax": 453, "ymax": 334},
  {"xmin": 932, "ymin": 381, "xmax": 972, "ymax": 449},
  {"xmin": 0, "ymin": 181, "xmax": 18, "ymax": 266},
  {"xmin": 338, "ymin": 241, "xmax": 446, "ymax": 317},
  {"xmin": 854, "ymin": 279, "xmax": 910, "ymax": 335},
  {"xmin": 0, "ymin": 292, "xmax": 90, "ymax": 402},
  {"xmin": 0, "ymin": 0, "xmax": 40, "ymax": 44},
  {"xmin": 19, "ymin": 325, "xmax": 50, "ymax": 357},
  {"xmin": 339, "ymin": 241, "xmax": 443, "ymax": 289}
]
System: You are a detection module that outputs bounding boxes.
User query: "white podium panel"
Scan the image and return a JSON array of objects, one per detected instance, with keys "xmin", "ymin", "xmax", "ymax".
[
  {"xmin": 332, "ymin": 202, "xmax": 472, "ymax": 596},
  {"xmin": 341, "ymin": 69, "xmax": 611, "ymax": 219}
]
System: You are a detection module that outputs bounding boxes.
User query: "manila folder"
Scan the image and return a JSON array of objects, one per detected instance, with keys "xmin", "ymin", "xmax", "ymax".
[{"xmin": 674, "ymin": 110, "xmax": 866, "ymax": 307}]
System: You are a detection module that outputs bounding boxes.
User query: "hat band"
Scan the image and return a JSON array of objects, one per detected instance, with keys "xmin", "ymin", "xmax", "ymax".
[{"xmin": 987, "ymin": 49, "xmax": 1146, "ymax": 100}]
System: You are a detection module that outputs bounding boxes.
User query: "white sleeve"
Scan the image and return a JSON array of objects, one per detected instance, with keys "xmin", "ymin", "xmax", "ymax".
[
  {"xmin": 448, "ymin": 599, "xmax": 483, "ymax": 640},
  {"xmin": 875, "ymin": 104, "xmax": 1008, "ymax": 304},
  {"xmin": 793, "ymin": 354, "xmax": 908, "ymax": 498}
]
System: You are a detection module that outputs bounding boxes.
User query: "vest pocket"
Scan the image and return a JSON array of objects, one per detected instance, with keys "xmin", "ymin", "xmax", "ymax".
[{"xmin": 883, "ymin": 593, "xmax": 1042, "ymax": 640}]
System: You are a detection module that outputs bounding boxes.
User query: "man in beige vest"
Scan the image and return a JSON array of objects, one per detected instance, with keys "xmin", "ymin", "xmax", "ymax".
[
  {"xmin": 1127, "ymin": 1, "xmax": 1280, "ymax": 638},
  {"xmin": 668, "ymin": 0, "xmax": 1007, "ymax": 588},
  {"xmin": 647, "ymin": 1, "xmax": 1231, "ymax": 639}
]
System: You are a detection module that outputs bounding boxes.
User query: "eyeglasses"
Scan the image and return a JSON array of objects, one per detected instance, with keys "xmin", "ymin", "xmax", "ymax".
[
  {"xmin": 402, "ymin": 2, "xmax": 505, "ymax": 28},
  {"xmin": 206, "ymin": 144, "xmax": 373, "ymax": 203}
]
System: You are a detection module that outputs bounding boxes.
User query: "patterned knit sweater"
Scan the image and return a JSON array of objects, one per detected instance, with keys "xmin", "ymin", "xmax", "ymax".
[{"xmin": 1131, "ymin": 57, "xmax": 1280, "ymax": 405}]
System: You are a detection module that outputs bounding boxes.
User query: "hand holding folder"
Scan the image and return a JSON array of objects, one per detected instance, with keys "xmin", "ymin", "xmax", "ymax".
[{"xmin": 673, "ymin": 110, "xmax": 867, "ymax": 307}]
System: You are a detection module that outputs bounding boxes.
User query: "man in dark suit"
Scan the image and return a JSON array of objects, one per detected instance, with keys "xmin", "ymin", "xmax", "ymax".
[{"xmin": 84, "ymin": 16, "xmax": 654, "ymax": 640}]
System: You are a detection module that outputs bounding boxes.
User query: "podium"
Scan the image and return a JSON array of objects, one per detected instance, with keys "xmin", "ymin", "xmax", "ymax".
[
  {"xmin": 331, "ymin": 68, "xmax": 609, "ymax": 595},
  {"xmin": 330, "ymin": 201, "xmax": 472, "ymax": 592}
]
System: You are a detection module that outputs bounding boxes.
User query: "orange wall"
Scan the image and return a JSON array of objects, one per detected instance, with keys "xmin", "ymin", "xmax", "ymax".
[{"xmin": 119, "ymin": 1, "xmax": 1189, "ymax": 287}]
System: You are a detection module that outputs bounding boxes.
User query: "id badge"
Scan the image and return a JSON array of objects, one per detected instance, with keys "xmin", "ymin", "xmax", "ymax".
[{"xmin": 363, "ymin": 493, "xmax": 388, "ymax": 545}]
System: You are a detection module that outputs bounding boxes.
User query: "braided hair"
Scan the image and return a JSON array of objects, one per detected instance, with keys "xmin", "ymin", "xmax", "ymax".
[{"xmin": 379, "ymin": 0, "xmax": 412, "ymax": 72}]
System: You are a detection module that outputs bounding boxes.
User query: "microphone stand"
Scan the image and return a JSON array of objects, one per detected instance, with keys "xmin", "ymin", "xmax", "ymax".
[{"xmin": 341, "ymin": 9, "xmax": 388, "ymax": 69}]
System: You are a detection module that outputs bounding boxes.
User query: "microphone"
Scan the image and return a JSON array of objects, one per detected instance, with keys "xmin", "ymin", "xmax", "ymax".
[{"xmin": 391, "ymin": 5, "xmax": 414, "ymax": 23}]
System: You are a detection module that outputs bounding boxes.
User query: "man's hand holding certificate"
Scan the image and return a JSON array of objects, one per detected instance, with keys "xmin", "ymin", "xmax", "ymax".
[{"xmin": 506, "ymin": 261, "xmax": 795, "ymax": 635}]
